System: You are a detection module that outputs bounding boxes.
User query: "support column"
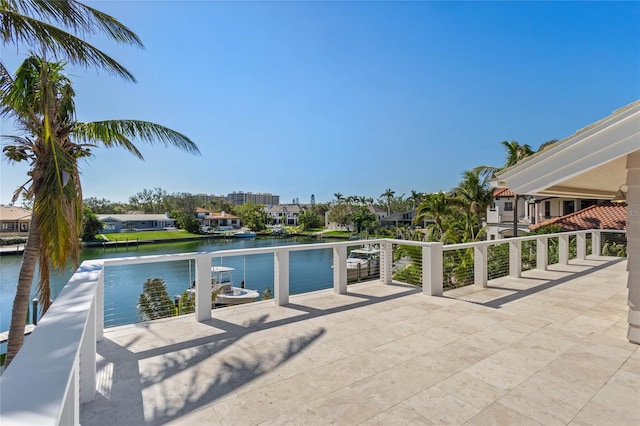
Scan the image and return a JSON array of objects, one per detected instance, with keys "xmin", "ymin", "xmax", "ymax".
[
  {"xmin": 536, "ymin": 236, "xmax": 548, "ymax": 271},
  {"xmin": 333, "ymin": 245, "xmax": 347, "ymax": 294},
  {"xmin": 380, "ymin": 241, "xmax": 393, "ymax": 285},
  {"xmin": 474, "ymin": 245, "xmax": 487, "ymax": 288},
  {"xmin": 423, "ymin": 243, "xmax": 443, "ymax": 296},
  {"xmin": 274, "ymin": 249, "xmax": 290, "ymax": 306},
  {"xmin": 195, "ymin": 254, "xmax": 212, "ymax": 322},
  {"xmin": 509, "ymin": 239, "xmax": 521, "ymax": 278},
  {"xmin": 626, "ymin": 151, "xmax": 640, "ymax": 344},
  {"xmin": 592, "ymin": 230, "xmax": 601, "ymax": 256},
  {"xmin": 576, "ymin": 232, "xmax": 586, "ymax": 260},
  {"xmin": 558, "ymin": 234, "xmax": 569, "ymax": 265}
]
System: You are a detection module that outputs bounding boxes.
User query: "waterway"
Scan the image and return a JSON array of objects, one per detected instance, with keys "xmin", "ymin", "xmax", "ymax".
[{"xmin": 0, "ymin": 236, "xmax": 341, "ymax": 334}]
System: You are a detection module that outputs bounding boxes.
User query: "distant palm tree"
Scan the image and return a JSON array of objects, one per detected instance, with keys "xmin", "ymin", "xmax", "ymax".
[
  {"xmin": 1, "ymin": 55, "xmax": 199, "ymax": 366},
  {"xmin": 0, "ymin": 0, "xmax": 141, "ymax": 81},
  {"xmin": 333, "ymin": 192, "xmax": 344, "ymax": 205},
  {"xmin": 501, "ymin": 140, "xmax": 534, "ymax": 168},
  {"xmin": 409, "ymin": 190, "xmax": 423, "ymax": 209},
  {"xmin": 381, "ymin": 188, "xmax": 395, "ymax": 215},
  {"xmin": 413, "ymin": 191, "xmax": 452, "ymax": 241}
]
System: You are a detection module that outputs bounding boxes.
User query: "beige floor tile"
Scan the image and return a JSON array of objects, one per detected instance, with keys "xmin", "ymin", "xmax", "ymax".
[
  {"xmin": 590, "ymin": 370, "xmax": 640, "ymax": 412},
  {"xmin": 80, "ymin": 259, "xmax": 637, "ymax": 426},
  {"xmin": 570, "ymin": 399, "xmax": 640, "ymax": 426},
  {"xmin": 465, "ymin": 402, "xmax": 542, "ymax": 426},
  {"xmin": 402, "ymin": 387, "xmax": 480, "ymax": 424},
  {"xmin": 433, "ymin": 372, "xmax": 507, "ymax": 411},
  {"xmin": 360, "ymin": 403, "xmax": 432, "ymax": 425},
  {"xmin": 304, "ymin": 351, "xmax": 389, "ymax": 394}
]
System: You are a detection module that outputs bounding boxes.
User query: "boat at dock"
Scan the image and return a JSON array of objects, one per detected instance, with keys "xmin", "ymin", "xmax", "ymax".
[
  {"xmin": 233, "ymin": 230, "xmax": 256, "ymax": 238},
  {"xmin": 347, "ymin": 245, "xmax": 380, "ymax": 281},
  {"xmin": 189, "ymin": 266, "xmax": 260, "ymax": 306}
]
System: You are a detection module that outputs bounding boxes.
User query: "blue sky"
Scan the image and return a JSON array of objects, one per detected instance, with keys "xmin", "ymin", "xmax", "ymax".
[{"xmin": 1, "ymin": 1, "xmax": 639, "ymax": 206}]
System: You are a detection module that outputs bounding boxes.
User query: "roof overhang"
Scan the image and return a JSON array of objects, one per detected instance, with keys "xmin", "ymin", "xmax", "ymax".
[{"xmin": 496, "ymin": 100, "xmax": 640, "ymax": 198}]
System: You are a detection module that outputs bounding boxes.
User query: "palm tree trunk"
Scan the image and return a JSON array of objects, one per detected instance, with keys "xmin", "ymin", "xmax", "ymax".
[{"xmin": 5, "ymin": 214, "xmax": 40, "ymax": 367}]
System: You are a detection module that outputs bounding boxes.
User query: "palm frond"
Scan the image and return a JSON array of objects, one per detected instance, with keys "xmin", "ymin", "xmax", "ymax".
[
  {"xmin": 73, "ymin": 120, "xmax": 201, "ymax": 157},
  {"xmin": 5, "ymin": 0, "xmax": 143, "ymax": 47},
  {"xmin": 1, "ymin": 10, "xmax": 136, "ymax": 81}
]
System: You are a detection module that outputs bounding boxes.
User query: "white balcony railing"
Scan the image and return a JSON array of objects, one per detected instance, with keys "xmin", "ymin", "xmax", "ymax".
[{"xmin": 0, "ymin": 230, "xmax": 626, "ymax": 425}]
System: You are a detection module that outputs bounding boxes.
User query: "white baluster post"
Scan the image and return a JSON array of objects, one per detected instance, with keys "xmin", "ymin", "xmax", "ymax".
[
  {"xmin": 474, "ymin": 244, "xmax": 487, "ymax": 288},
  {"xmin": 380, "ymin": 241, "xmax": 393, "ymax": 285},
  {"xmin": 423, "ymin": 243, "xmax": 443, "ymax": 296},
  {"xmin": 536, "ymin": 236, "xmax": 548, "ymax": 271},
  {"xmin": 592, "ymin": 230, "xmax": 601, "ymax": 256},
  {"xmin": 509, "ymin": 239, "xmax": 521, "ymax": 278},
  {"xmin": 576, "ymin": 232, "xmax": 586, "ymax": 260},
  {"xmin": 274, "ymin": 249, "xmax": 290, "ymax": 305},
  {"xmin": 559, "ymin": 234, "xmax": 569, "ymax": 265},
  {"xmin": 333, "ymin": 245, "xmax": 347, "ymax": 294},
  {"xmin": 195, "ymin": 254, "xmax": 212, "ymax": 322}
]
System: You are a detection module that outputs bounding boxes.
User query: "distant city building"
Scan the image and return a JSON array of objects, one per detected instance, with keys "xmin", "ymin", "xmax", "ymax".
[
  {"xmin": 196, "ymin": 191, "xmax": 280, "ymax": 206},
  {"xmin": 227, "ymin": 191, "xmax": 279, "ymax": 206}
]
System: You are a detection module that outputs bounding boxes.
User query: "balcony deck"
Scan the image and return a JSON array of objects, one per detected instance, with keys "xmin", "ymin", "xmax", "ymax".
[{"xmin": 80, "ymin": 256, "xmax": 639, "ymax": 425}]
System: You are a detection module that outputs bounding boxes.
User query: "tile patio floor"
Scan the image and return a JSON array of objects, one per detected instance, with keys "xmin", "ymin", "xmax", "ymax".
[{"xmin": 81, "ymin": 256, "xmax": 639, "ymax": 425}]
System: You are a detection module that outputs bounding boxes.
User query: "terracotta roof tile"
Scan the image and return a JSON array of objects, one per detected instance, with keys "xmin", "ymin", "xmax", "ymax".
[
  {"xmin": 493, "ymin": 188, "xmax": 515, "ymax": 197},
  {"xmin": 529, "ymin": 201, "xmax": 627, "ymax": 231}
]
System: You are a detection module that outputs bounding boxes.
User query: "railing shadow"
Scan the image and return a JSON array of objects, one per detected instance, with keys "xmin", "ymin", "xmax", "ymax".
[
  {"xmin": 83, "ymin": 281, "xmax": 421, "ymax": 424},
  {"xmin": 455, "ymin": 257, "xmax": 626, "ymax": 309}
]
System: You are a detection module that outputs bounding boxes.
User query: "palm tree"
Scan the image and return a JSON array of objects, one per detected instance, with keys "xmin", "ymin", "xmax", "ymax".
[
  {"xmin": 413, "ymin": 191, "xmax": 452, "ymax": 241},
  {"xmin": 381, "ymin": 188, "xmax": 395, "ymax": 216},
  {"xmin": 409, "ymin": 190, "xmax": 423, "ymax": 209},
  {"xmin": 1, "ymin": 55, "xmax": 199, "ymax": 367},
  {"xmin": 333, "ymin": 192, "xmax": 343, "ymax": 205},
  {"xmin": 0, "ymin": 0, "xmax": 141, "ymax": 82},
  {"xmin": 500, "ymin": 140, "xmax": 534, "ymax": 168},
  {"xmin": 454, "ymin": 167, "xmax": 494, "ymax": 240}
]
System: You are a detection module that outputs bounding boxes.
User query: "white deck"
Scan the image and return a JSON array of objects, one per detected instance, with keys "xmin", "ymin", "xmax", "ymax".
[{"xmin": 81, "ymin": 256, "xmax": 639, "ymax": 425}]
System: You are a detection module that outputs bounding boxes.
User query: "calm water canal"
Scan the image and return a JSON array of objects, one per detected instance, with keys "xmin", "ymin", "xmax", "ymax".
[{"xmin": 0, "ymin": 236, "xmax": 339, "ymax": 333}]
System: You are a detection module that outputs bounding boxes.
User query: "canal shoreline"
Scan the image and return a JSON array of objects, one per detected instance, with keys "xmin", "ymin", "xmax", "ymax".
[{"xmin": 1, "ymin": 232, "xmax": 351, "ymax": 256}]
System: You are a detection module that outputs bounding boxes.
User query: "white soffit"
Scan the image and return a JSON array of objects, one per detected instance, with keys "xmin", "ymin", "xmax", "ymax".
[{"xmin": 497, "ymin": 100, "xmax": 640, "ymax": 198}]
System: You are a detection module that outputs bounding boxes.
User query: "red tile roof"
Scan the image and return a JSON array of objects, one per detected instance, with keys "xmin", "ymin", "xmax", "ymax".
[
  {"xmin": 529, "ymin": 201, "xmax": 627, "ymax": 231},
  {"xmin": 493, "ymin": 188, "xmax": 515, "ymax": 197}
]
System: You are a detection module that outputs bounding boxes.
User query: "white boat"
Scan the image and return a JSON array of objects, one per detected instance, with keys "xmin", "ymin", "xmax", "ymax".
[
  {"xmin": 234, "ymin": 229, "xmax": 256, "ymax": 238},
  {"xmin": 347, "ymin": 245, "xmax": 380, "ymax": 280},
  {"xmin": 189, "ymin": 266, "xmax": 259, "ymax": 306}
]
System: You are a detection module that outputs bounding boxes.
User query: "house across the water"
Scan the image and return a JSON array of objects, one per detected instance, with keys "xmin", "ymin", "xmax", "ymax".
[{"xmin": 98, "ymin": 214, "xmax": 175, "ymax": 233}]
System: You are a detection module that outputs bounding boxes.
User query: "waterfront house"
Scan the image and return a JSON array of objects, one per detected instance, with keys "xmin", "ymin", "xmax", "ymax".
[
  {"xmin": 380, "ymin": 209, "xmax": 416, "ymax": 228},
  {"xmin": 0, "ymin": 205, "xmax": 31, "ymax": 234},
  {"xmin": 98, "ymin": 213, "xmax": 176, "ymax": 233},
  {"xmin": 266, "ymin": 204, "xmax": 302, "ymax": 226},
  {"xmin": 325, "ymin": 204, "xmax": 387, "ymax": 231},
  {"xmin": 195, "ymin": 207, "xmax": 241, "ymax": 230}
]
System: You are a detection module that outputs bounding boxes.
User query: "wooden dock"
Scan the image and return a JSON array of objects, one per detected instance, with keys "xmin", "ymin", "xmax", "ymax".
[{"xmin": 0, "ymin": 324, "xmax": 35, "ymax": 343}]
